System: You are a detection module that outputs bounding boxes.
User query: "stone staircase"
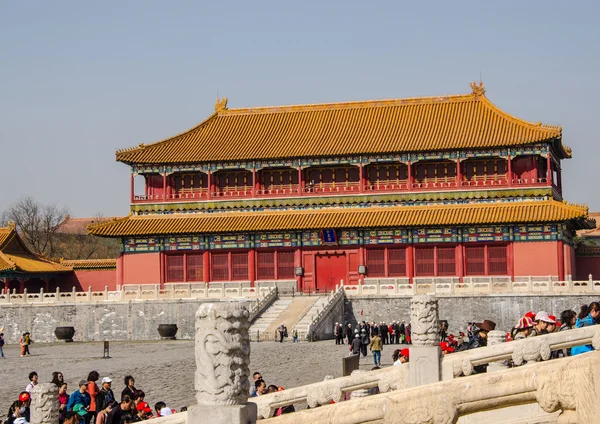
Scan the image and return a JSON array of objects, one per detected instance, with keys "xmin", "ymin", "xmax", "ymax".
[
  {"xmin": 249, "ymin": 296, "xmax": 321, "ymax": 341},
  {"xmin": 293, "ymin": 296, "xmax": 330, "ymax": 337}
]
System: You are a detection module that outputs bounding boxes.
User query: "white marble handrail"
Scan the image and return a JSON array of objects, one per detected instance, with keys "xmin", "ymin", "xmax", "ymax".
[
  {"xmin": 251, "ymin": 362, "xmax": 408, "ymax": 419},
  {"xmin": 248, "ymin": 286, "xmax": 278, "ymax": 322},
  {"xmin": 442, "ymin": 324, "xmax": 600, "ymax": 379},
  {"xmin": 303, "ymin": 283, "xmax": 345, "ymax": 340},
  {"xmin": 265, "ymin": 352, "xmax": 600, "ymax": 424}
]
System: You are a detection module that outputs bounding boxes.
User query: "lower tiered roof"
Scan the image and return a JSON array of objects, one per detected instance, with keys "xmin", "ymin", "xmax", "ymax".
[{"xmin": 89, "ymin": 200, "xmax": 591, "ymax": 237}]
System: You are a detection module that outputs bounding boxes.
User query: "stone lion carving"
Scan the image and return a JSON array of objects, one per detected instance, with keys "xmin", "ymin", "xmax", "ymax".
[
  {"xmin": 30, "ymin": 383, "xmax": 59, "ymax": 424},
  {"xmin": 194, "ymin": 303, "xmax": 250, "ymax": 406},
  {"xmin": 410, "ymin": 295, "xmax": 439, "ymax": 346}
]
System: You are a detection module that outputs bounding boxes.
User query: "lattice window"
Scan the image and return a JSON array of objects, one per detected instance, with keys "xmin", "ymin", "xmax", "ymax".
[
  {"xmin": 388, "ymin": 248, "xmax": 406, "ymax": 277},
  {"xmin": 231, "ymin": 252, "xmax": 248, "ymax": 280},
  {"xmin": 465, "ymin": 246, "xmax": 485, "ymax": 275},
  {"xmin": 415, "ymin": 247, "xmax": 435, "ymax": 276},
  {"xmin": 186, "ymin": 254, "xmax": 204, "ymax": 282},
  {"xmin": 257, "ymin": 252, "xmax": 275, "ymax": 279},
  {"xmin": 211, "ymin": 253, "xmax": 229, "ymax": 281},
  {"xmin": 277, "ymin": 251, "xmax": 295, "ymax": 279},
  {"xmin": 166, "ymin": 254, "xmax": 184, "ymax": 282},
  {"xmin": 488, "ymin": 245, "xmax": 508, "ymax": 275},
  {"xmin": 437, "ymin": 247, "xmax": 456, "ymax": 276},
  {"xmin": 366, "ymin": 249, "xmax": 385, "ymax": 277}
]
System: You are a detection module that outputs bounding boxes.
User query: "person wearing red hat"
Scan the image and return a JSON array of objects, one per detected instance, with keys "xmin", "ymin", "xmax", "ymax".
[
  {"xmin": 18, "ymin": 392, "xmax": 31, "ymax": 423},
  {"xmin": 135, "ymin": 401, "xmax": 152, "ymax": 420},
  {"xmin": 547, "ymin": 316, "xmax": 558, "ymax": 333},
  {"xmin": 439, "ymin": 342, "xmax": 454, "ymax": 355}
]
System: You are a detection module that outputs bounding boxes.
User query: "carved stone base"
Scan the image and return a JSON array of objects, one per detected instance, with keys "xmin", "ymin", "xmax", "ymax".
[
  {"xmin": 187, "ymin": 403, "xmax": 257, "ymax": 424},
  {"xmin": 408, "ymin": 346, "xmax": 441, "ymax": 387}
]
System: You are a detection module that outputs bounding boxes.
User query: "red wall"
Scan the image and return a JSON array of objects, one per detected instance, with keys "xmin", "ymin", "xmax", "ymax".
[
  {"xmin": 575, "ymin": 256, "xmax": 600, "ymax": 280},
  {"xmin": 122, "ymin": 252, "xmax": 161, "ymax": 286},
  {"xmin": 72, "ymin": 269, "xmax": 117, "ymax": 291},
  {"xmin": 513, "ymin": 241, "xmax": 559, "ymax": 277},
  {"xmin": 564, "ymin": 243, "xmax": 576, "ymax": 278}
]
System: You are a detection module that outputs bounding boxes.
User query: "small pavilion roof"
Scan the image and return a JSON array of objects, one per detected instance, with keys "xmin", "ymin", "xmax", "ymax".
[
  {"xmin": 0, "ymin": 225, "xmax": 71, "ymax": 274},
  {"xmin": 89, "ymin": 200, "xmax": 590, "ymax": 238},
  {"xmin": 116, "ymin": 82, "xmax": 569, "ymax": 165}
]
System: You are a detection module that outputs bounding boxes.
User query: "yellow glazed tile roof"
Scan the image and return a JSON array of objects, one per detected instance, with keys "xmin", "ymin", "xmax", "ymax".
[
  {"xmin": 89, "ymin": 200, "xmax": 588, "ymax": 237},
  {"xmin": 116, "ymin": 83, "xmax": 567, "ymax": 164},
  {"xmin": 0, "ymin": 226, "xmax": 71, "ymax": 273},
  {"xmin": 60, "ymin": 259, "xmax": 117, "ymax": 270}
]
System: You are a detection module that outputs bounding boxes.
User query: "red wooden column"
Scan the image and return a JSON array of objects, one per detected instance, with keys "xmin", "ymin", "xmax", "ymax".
[
  {"xmin": 159, "ymin": 252, "xmax": 165, "ymax": 288},
  {"xmin": 406, "ymin": 245, "xmax": 414, "ymax": 284},
  {"xmin": 248, "ymin": 250, "xmax": 255, "ymax": 287},
  {"xmin": 254, "ymin": 169, "xmax": 261, "ymax": 195},
  {"xmin": 546, "ymin": 155, "xmax": 552, "ymax": 186},
  {"xmin": 203, "ymin": 251, "xmax": 210, "ymax": 283},
  {"xmin": 19, "ymin": 277, "xmax": 25, "ymax": 294},
  {"xmin": 557, "ymin": 241, "xmax": 565, "ymax": 281},
  {"xmin": 507, "ymin": 243, "xmax": 515, "ymax": 282},
  {"xmin": 297, "ymin": 166, "xmax": 305, "ymax": 195},
  {"xmin": 359, "ymin": 163, "xmax": 365, "ymax": 193},
  {"xmin": 507, "ymin": 156, "xmax": 513, "ymax": 187},
  {"xmin": 3, "ymin": 277, "xmax": 9, "ymax": 293},
  {"xmin": 455, "ymin": 159, "xmax": 462, "ymax": 189},
  {"xmin": 532, "ymin": 156, "xmax": 538, "ymax": 182},
  {"xmin": 206, "ymin": 171, "xmax": 212, "ymax": 200},
  {"xmin": 407, "ymin": 162, "xmax": 413, "ymax": 190},
  {"xmin": 162, "ymin": 172, "xmax": 167, "ymax": 201},
  {"xmin": 456, "ymin": 244, "xmax": 464, "ymax": 282},
  {"xmin": 130, "ymin": 173, "xmax": 135, "ymax": 203},
  {"xmin": 295, "ymin": 247, "xmax": 302, "ymax": 292},
  {"xmin": 251, "ymin": 168, "xmax": 257, "ymax": 197}
]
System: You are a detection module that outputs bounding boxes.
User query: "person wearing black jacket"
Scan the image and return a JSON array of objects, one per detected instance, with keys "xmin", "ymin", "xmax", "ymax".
[
  {"xmin": 106, "ymin": 396, "xmax": 133, "ymax": 424},
  {"xmin": 120, "ymin": 376, "xmax": 136, "ymax": 402},
  {"xmin": 96, "ymin": 377, "xmax": 115, "ymax": 413}
]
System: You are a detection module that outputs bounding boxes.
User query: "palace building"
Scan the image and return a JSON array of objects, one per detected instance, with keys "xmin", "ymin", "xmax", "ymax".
[{"xmin": 89, "ymin": 82, "xmax": 593, "ymax": 292}]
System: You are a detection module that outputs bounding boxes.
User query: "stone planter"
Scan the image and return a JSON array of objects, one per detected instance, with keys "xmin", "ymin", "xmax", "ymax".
[
  {"xmin": 54, "ymin": 326, "xmax": 75, "ymax": 342},
  {"xmin": 157, "ymin": 324, "xmax": 178, "ymax": 340}
]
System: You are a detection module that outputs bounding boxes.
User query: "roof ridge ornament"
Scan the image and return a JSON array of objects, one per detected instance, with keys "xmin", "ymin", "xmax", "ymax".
[
  {"xmin": 7, "ymin": 221, "xmax": 16, "ymax": 231},
  {"xmin": 215, "ymin": 97, "xmax": 228, "ymax": 112},
  {"xmin": 470, "ymin": 81, "xmax": 486, "ymax": 97}
]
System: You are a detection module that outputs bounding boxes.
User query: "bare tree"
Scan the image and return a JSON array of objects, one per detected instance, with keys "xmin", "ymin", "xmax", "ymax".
[
  {"xmin": 55, "ymin": 214, "xmax": 120, "ymax": 260},
  {"xmin": 1, "ymin": 197, "xmax": 69, "ymax": 258}
]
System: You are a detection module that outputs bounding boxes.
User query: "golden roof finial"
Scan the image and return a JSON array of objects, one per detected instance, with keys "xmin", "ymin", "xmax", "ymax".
[
  {"xmin": 470, "ymin": 81, "xmax": 486, "ymax": 97},
  {"xmin": 215, "ymin": 97, "xmax": 228, "ymax": 112}
]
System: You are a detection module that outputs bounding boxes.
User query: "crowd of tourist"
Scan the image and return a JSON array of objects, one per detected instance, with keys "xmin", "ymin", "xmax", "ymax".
[
  {"xmin": 248, "ymin": 372, "xmax": 294, "ymax": 416},
  {"xmin": 4, "ymin": 372, "xmax": 182, "ymax": 424}
]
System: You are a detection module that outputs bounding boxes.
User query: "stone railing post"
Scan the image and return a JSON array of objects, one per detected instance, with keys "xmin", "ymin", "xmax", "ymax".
[
  {"xmin": 39, "ymin": 288, "xmax": 44, "ymax": 303},
  {"xmin": 486, "ymin": 330, "xmax": 506, "ymax": 373},
  {"xmin": 55, "ymin": 287, "xmax": 60, "ymax": 303},
  {"xmin": 408, "ymin": 294, "xmax": 440, "ymax": 387},
  {"xmin": 104, "ymin": 286, "xmax": 109, "ymax": 301},
  {"xmin": 88, "ymin": 286, "xmax": 92, "ymax": 301},
  {"xmin": 30, "ymin": 383, "xmax": 59, "ymax": 424},
  {"xmin": 188, "ymin": 303, "xmax": 256, "ymax": 424},
  {"xmin": 23, "ymin": 288, "xmax": 28, "ymax": 303}
]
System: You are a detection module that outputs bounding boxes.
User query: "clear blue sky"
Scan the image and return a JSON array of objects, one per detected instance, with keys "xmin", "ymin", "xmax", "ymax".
[{"xmin": 1, "ymin": 1, "xmax": 599, "ymax": 217}]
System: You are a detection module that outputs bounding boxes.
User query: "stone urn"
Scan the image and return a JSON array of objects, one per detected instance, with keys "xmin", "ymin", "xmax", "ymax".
[
  {"xmin": 54, "ymin": 326, "xmax": 75, "ymax": 342},
  {"xmin": 157, "ymin": 324, "xmax": 178, "ymax": 340}
]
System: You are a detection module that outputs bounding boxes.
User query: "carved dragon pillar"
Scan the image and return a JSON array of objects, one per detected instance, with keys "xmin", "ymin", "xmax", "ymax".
[{"xmin": 408, "ymin": 294, "xmax": 441, "ymax": 387}]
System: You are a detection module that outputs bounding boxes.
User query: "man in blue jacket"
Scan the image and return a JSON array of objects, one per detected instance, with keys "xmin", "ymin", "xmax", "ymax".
[{"xmin": 67, "ymin": 380, "xmax": 91, "ymax": 415}]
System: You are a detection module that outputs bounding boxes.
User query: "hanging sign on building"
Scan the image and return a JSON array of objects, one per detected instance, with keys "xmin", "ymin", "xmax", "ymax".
[
  {"xmin": 209, "ymin": 234, "xmax": 253, "ymax": 249},
  {"xmin": 163, "ymin": 236, "xmax": 207, "ymax": 251},
  {"xmin": 320, "ymin": 229, "xmax": 338, "ymax": 245}
]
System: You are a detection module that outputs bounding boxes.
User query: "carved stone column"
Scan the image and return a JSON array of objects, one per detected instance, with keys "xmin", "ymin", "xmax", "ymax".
[
  {"xmin": 187, "ymin": 303, "xmax": 256, "ymax": 424},
  {"xmin": 486, "ymin": 330, "xmax": 506, "ymax": 373},
  {"xmin": 408, "ymin": 294, "xmax": 441, "ymax": 387},
  {"xmin": 30, "ymin": 383, "xmax": 59, "ymax": 424}
]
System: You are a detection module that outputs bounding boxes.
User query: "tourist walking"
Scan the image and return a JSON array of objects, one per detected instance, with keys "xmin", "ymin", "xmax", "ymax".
[
  {"xmin": 360, "ymin": 329, "xmax": 370, "ymax": 357},
  {"xmin": 23, "ymin": 332, "xmax": 31, "ymax": 356},
  {"xmin": 345, "ymin": 324, "xmax": 352, "ymax": 345},
  {"xmin": 369, "ymin": 331, "xmax": 382, "ymax": 366},
  {"xmin": 571, "ymin": 302, "xmax": 600, "ymax": 356},
  {"xmin": 350, "ymin": 334, "xmax": 361, "ymax": 355},
  {"xmin": 292, "ymin": 328, "xmax": 298, "ymax": 343},
  {"xmin": 333, "ymin": 323, "xmax": 340, "ymax": 345},
  {"xmin": 278, "ymin": 324, "xmax": 287, "ymax": 343},
  {"xmin": 0, "ymin": 332, "xmax": 5, "ymax": 358}
]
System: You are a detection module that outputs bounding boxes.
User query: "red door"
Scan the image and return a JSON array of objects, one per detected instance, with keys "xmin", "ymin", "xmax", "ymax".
[{"xmin": 315, "ymin": 253, "xmax": 347, "ymax": 292}]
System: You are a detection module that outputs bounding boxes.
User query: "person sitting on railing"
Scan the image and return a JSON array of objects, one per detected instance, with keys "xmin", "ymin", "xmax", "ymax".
[{"xmin": 571, "ymin": 302, "xmax": 600, "ymax": 356}]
